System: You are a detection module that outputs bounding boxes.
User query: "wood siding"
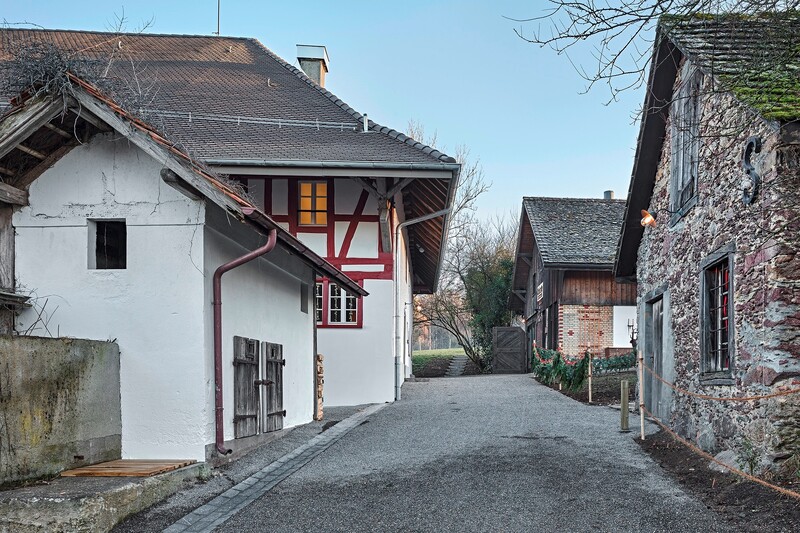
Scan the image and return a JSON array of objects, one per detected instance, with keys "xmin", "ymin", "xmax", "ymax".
[{"xmin": 561, "ymin": 271, "xmax": 637, "ymax": 306}]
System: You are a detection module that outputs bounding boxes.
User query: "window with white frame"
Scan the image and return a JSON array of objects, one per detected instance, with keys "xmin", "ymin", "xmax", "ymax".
[
  {"xmin": 670, "ymin": 63, "xmax": 703, "ymax": 214},
  {"xmin": 314, "ymin": 282, "xmax": 324, "ymax": 324},
  {"xmin": 329, "ymin": 283, "xmax": 357, "ymax": 324}
]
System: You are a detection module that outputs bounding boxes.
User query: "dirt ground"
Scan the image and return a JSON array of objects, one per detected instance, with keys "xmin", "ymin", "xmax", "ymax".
[
  {"xmin": 537, "ymin": 371, "xmax": 800, "ymax": 532},
  {"xmin": 543, "ymin": 370, "xmax": 637, "ymax": 405},
  {"xmin": 638, "ymin": 430, "xmax": 800, "ymax": 532}
]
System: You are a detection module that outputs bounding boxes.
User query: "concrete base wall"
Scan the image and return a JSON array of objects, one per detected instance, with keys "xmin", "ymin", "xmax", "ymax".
[{"xmin": 0, "ymin": 336, "xmax": 121, "ymax": 485}]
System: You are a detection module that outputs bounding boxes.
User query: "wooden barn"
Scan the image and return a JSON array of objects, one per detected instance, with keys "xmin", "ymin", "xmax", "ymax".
[{"xmin": 510, "ymin": 194, "xmax": 637, "ymax": 360}]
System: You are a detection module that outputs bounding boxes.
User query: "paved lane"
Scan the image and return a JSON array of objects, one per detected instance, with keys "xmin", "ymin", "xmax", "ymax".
[{"xmin": 215, "ymin": 375, "xmax": 725, "ymax": 533}]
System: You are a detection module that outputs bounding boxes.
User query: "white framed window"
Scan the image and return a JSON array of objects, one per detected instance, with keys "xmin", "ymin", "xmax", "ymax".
[
  {"xmin": 314, "ymin": 282, "xmax": 324, "ymax": 324},
  {"xmin": 329, "ymin": 283, "xmax": 357, "ymax": 325}
]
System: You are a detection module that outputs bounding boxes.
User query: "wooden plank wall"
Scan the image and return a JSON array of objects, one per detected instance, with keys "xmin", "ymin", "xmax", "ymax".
[{"xmin": 560, "ymin": 270, "xmax": 637, "ymax": 306}]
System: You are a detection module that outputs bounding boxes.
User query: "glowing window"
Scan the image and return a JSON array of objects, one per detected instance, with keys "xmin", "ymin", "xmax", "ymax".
[{"xmin": 298, "ymin": 181, "xmax": 327, "ymax": 226}]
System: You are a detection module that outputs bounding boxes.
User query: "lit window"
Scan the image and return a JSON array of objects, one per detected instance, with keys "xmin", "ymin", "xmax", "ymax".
[
  {"xmin": 329, "ymin": 283, "xmax": 357, "ymax": 324},
  {"xmin": 298, "ymin": 181, "xmax": 327, "ymax": 226}
]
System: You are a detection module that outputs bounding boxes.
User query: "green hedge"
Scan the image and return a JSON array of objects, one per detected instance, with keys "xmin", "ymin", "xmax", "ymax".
[
  {"xmin": 592, "ymin": 351, "xmax": 636, "ymax": 373},
  {"xmin": 531, "ymin": 349, "xmax": 590, "ymax": 392}
]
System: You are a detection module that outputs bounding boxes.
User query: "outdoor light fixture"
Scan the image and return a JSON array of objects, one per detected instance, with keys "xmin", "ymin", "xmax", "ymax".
[{"xmin": 640, "ymin": 209, "xmax": 657, "ymax": 227}]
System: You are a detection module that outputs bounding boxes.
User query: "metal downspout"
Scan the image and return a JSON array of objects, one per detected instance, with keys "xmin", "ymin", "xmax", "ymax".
[
  {"xmin": 213, "ymin": 227, "xmax": 278, "ymax": 455},
  {"xmin": 393, "ymin": 208, "xmax": 451, "ymax": 401}
]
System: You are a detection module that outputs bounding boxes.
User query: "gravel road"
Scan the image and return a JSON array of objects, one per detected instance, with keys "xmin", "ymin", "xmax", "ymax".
[{"xmin": 215, "ymin": 375, "xmax": 728, "ymax": 533}]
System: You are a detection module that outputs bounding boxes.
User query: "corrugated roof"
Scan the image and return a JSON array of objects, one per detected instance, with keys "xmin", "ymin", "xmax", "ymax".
[
  {"xmin": 0, "ymin": 29, "xmax": 457, "ymax": 165},
  {"xmin": 664, "ymin": 13, "xmax": 800, "ymax": 121},
  {"xmin": 523, "ymin": 197, "xmax": 626, "ymax": 266}
]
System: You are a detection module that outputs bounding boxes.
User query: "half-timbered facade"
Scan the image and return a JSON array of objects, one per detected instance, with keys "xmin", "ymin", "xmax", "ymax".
[
  {"xmin": 511, "ymin": 195, "xmax": 637, "ymax": 361},
  {"xmin": 1, "ymin": 30, "xmax": 458, "ymax": 409}
]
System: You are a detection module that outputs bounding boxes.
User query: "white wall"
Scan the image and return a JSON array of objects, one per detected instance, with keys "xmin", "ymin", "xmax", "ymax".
[
  {"xmin": 320, "ymin": 278, "xmax": 394, "ymax": 406},
  {"xmin": 203, "ymin": 212, "xmax": 316, "ymax": 444},
  {"xmin": 14, "ymin": 134, "xmax": 208, "ymax": 460},
  {"xmin": 613, "ymin": 306, "xmax": 637, "ymax": 348}
]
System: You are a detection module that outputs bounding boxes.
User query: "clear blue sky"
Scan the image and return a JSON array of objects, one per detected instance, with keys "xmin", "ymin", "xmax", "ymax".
[{"xmin": 4, "ymin": 1, "xmax": 647, "ymax": 219}]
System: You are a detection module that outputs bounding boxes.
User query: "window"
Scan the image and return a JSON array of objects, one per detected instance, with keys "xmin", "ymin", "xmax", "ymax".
[
  {"xmin": 298, "ymin": 181, "xmax": 327, "ymax": 226},
  {"xmin": 314, "ymin": 282, "xmax": 323, "ymax": 324},
  {"xmin": 703, "ymin": 258, "xmax": 731, "ymax": 373},
  {"xmin": 89, "ymin": 219, "xmax": 126, "ymax": 269},
  {"xmin": 329, "ymin": 283, "xmax": 357, "ymax": 324},
  {"xmin": 670, "ymin": 64, "xmax": 703, "ymax": 214},
  {"xmin": 700, "ymin": 245, "xmax": 735, "ymax": 379},
  {"xmin": 315, "ymin": 279, "xmax": 362, "ymax": 327}
]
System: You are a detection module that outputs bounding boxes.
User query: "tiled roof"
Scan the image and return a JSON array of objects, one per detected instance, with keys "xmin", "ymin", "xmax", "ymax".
[
  {"xmin": 0, "ymin": 29, "xmax": 456, "ymax": 165},
  {"xmin": 523, "ymin": 197, "xmax": 625, "ymax": 266},
  {"xmin": 663, "ymin": 13, "xmax": 800, "ymax": 121}
]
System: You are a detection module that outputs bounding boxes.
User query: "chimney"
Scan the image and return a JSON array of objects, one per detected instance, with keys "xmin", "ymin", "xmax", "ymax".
[
  {"xmin": 603, "ymin": 190, "xmax": 615, "ymax": 200},
  {"xmin": 297, "ymin": 45, "xmax": 330, "ymax": 87}
]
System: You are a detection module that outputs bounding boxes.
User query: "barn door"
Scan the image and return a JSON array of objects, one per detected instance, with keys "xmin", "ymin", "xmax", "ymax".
[
  {"xmin": 233, "ymin": 336, "xmax": 260, "ymax": 438},
  {"xmin": 492, "ymin": 327, "xmax": 527, "ymax": 373},
  {"xmin": 261, "ymin": 342, "xmax": 285, "ymax": 432}
]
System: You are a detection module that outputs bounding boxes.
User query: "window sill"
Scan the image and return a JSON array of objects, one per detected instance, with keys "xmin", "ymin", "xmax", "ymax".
[
  {"xmin": 669, "ymin": 195, "xmax": 698, "ymax": 226},
  {"xmin": 699, "ymin": 372, "xmax": 734, "ymax": 386},
  {"xmin": 317, "ymin": 323, "xmax": 362, "ymax": 329}
]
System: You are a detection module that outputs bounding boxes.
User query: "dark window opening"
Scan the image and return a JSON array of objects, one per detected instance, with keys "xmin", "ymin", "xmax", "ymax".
[
  {"xmin": 94, "ymin": 220, "xmax": 126, "ymax": 270},
  {"xmin": 704, "ymin": 259, "xmax": 730, "ymax": 372}
]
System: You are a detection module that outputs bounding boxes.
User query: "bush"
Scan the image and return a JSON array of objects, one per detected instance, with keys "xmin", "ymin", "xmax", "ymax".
[
  {"xmin": 592, "ymin": 351, "xmax": 636, "ymax": 374},
  {"xmin": 531, "ymin": 348, "xmax": 590, "ymax": 392}
]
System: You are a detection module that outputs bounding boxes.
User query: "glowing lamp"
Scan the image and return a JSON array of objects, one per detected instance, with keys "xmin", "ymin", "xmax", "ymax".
[{"xmin": 640, "ymin": 209, "xmax": 657, "ymax": 228}]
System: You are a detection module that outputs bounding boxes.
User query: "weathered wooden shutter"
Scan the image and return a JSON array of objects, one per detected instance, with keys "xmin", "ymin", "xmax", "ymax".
[
  {"xmin": 261, "ymin": 342, "xmax": 285, "ymax": 432},
  {"xmin": 233, "ymin": 336, "xmax": 260, "ymax": 438}
]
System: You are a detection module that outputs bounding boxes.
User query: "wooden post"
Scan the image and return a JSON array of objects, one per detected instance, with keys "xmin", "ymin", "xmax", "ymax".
[
  {"xmin": 620, "ymin": 380, "xmax": 630, "ymax": 432},
  {"xmin": 0, "ymin": 206, "xmax": 14, "ymax": 335},
  {"xmin": 638, "ymin": 350, "xmax": 645, "ymax": 440},
  {"xmin": 587, "ymin": 352, "xmax": 593, "ymax": 404}
]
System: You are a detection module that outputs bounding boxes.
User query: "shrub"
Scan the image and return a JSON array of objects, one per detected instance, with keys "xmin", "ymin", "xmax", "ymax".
[
  {"xmin": 531, "ymin": 348, "xmax": 590, "ymax": 392},
  {"xmin": 592, "ymin": 351, "xmax": 636, "ymax": 374}
]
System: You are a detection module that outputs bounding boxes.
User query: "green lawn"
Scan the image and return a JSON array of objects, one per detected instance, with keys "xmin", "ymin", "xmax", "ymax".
[{"xmin": 411, "ymin": 348, "xmax": 465, "ymax": 375}]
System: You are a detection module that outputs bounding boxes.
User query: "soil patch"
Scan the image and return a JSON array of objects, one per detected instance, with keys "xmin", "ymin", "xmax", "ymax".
[
  {"xmin": 637, "ymin": 430, "xmax": 800, "ymax": 533},
  {"xmin": 414, "ymin": 357, "xmax": 451, "ymax": 378},
  {"xmin": 541, "ymin": 371, "xmax": 637, "ymax": 406}
]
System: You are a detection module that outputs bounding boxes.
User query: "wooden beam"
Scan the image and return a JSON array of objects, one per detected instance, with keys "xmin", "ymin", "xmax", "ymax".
[
  {"xmin": 0, "ymin": 207, "xmax": 14, "ymax": 334},
  {"xmin": 44, "ymin": 122, "xmax": 73, "ymax": 139},
  {"xmin": 68, "ymin": 107, "xmax": 111, "ymax": 133},
  {"xmin": 0, "ymin": 166, "xmax": 14, "ymax": 177},
  {"xmin": 13, "ymin": 142, "xmax": 77, "ymax": 189},
  {"xmin": 353, "ymin": 177, "xmax": 380, "ymax": 198},
  {"xmin": 379, "ymin": 204, "xmax": 392, "ymax": 253},
  {"xmin": 0, "ymin": 182, "xmax": 28, "ymax": 205},
  {"xmin": 0, "ymin": 98, "xmax": 63, "ymax": 161},
  {"xmin": 513, "ymin": 290, "xmax": 527, "ymax": 303},
  {"xmin": 15, "ymin": 144, "xmax": 46, "ymax": 160},
  {"xmin": 386, "ymin": 177, "xmax": 413, "ymax": 198}
]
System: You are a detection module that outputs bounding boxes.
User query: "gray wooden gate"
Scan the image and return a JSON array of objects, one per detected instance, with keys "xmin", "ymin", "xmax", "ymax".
[
  {"xmin": 492, "ymin": 327, "xmax": 528, "ymax": 374},
  {"xmin": 262, "ymin": 342, "xmax": 285, "ymax": 432},
  {"xmin": 233, "ymin": 336, "xmax": 260, "ymax": 438}
]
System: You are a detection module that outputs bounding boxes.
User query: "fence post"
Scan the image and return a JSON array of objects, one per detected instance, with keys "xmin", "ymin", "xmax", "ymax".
[
  {"xmin": 638, "ymin": 350, "xmax": 645, "ymax": 440},
  {"xmin": 620, "ymin": 380, "xmax": 630, "ymax": 432},
  {"xmin": 588, "ymin": 351, "xmax": 593, "ymax": 404}
]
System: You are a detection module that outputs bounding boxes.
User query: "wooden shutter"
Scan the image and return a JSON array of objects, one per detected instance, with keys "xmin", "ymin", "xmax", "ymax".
[
  {"xmin": 262, "ymin": 342, "xmax": 285, "ymax": 432},
  {"xmin": 233, "ymin": 336, "xmax": 260, "ymax": 438}
]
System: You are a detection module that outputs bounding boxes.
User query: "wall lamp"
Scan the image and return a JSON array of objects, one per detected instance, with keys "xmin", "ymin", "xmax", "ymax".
[{"xmin": 640, "ymin": 209, "xmax": 657, "ymax": 227}]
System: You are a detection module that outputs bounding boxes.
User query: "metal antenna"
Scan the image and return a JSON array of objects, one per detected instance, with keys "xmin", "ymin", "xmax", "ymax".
[{"xmin": 213, "ymin": 0, "xmax": 221, "ymax": 35}]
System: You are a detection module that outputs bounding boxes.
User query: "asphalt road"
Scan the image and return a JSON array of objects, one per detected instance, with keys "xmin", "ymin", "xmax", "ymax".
[{"xmin": 214, "ymin": 375, "xmax": 726, "ymax": 533}]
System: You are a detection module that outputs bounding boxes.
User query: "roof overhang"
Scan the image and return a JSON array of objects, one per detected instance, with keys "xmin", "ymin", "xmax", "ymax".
[
  {"xmin": 208, "ymin": 159, "xmax": 459, "ymax": 179},
  {"xmin": 0, "ymin": 81, "xmax": 366, "ymax": 297},
  {"xmin": 614, "ymin": 30, "xmax": 682, "ymax": 280}
]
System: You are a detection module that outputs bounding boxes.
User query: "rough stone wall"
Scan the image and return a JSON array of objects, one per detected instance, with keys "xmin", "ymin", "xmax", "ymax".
[
  {"xmin": 559, "ymin": 305, "xmax": 614, "ymax": 357},
  {"xmin": 0, "ymin": 336, "xmax": 121, "ymax": 485},
  {"xmin": 636, "ymin": 56, "xmax": 800, "ymax": 465}
]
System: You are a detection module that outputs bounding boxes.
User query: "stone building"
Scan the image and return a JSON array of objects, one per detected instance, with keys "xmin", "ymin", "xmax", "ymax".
[
  {"xmin": 615, "ymin": 15, "xmax": 800, "ymax": 466},
  {"xmin": 510, "ymin": 195, "xmax": 637, "ymax": 361}
]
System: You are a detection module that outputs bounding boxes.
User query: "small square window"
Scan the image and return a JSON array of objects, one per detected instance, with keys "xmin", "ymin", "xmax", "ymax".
[{"xmin": 89, "ymin": 220, "xmax": 126, "ymax": 270}]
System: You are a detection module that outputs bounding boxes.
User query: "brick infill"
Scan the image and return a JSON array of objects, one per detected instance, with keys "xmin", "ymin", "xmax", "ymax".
[{"xmin": 163, "ymin": 403, "xmax": 386, "ymax": 533}]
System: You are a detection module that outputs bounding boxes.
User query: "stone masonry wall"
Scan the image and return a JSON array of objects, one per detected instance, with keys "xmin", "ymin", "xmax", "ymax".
[
  {"xmin": 0, "ymin": 336, "xmax": 121, "ymax": 485},
  {"xmin": 559, "ymin": 305, "xmax": 614, "ymax": 357},
  {"xmin": 636, "ymin": 56, "xmax": 800, "ymax": 466}
]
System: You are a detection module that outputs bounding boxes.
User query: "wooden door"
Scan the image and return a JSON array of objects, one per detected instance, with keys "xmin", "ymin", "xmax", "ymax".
[
  {"xmin": 493, "ymin": 327, "xmax": 528, "ymax": 373},
  {"xmin": 262, "ymin": 342, "xmax": 285, "ymax": 432},
  {"xmin": 645, "ymin": 298, "xmax": 665, "ymax": 417},
  {"xmin": 233, "ymin": 336, "xmax": 260, "ymax": 438}
]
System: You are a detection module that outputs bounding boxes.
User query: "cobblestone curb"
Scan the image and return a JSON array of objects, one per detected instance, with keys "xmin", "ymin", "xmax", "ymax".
[{"xmin": 163, "ymin": 403, "xmax": 386, "ymax": 533}]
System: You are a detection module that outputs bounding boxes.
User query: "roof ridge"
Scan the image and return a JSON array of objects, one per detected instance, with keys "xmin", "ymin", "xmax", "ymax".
[
  {"xmin": 247, "ymin": 38, "xmax": 457, "ymax": 164},
  {"xmin": 523, "ymin": 196, "xmax": 625, "ymax": 202},
  {"xmin": 3, "ymin": 27, "xmax": 252, "ymax": 40}
]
